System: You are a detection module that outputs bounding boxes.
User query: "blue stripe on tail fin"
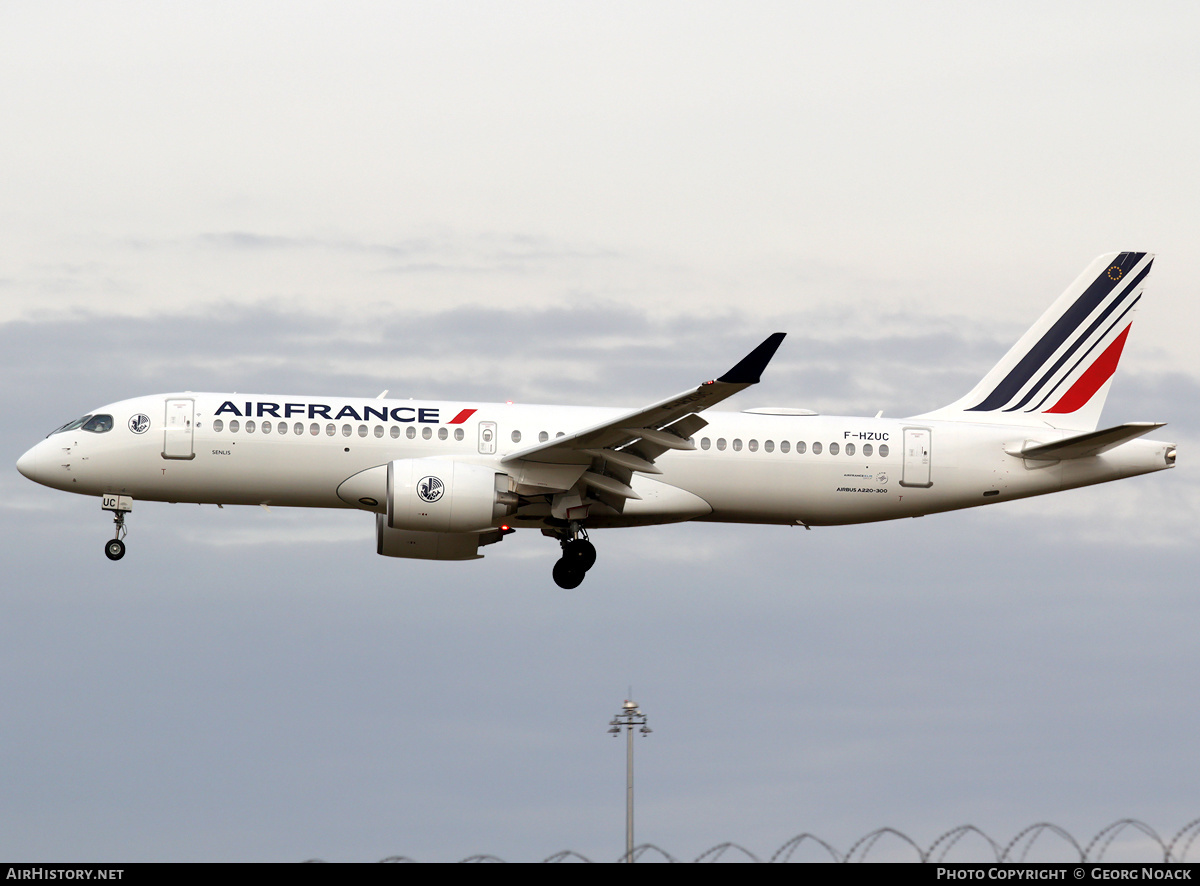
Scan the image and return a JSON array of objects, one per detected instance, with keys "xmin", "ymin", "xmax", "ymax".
[{"xmin": 914, "ymin": 253, "xmax": 1154, "ymax": 432}]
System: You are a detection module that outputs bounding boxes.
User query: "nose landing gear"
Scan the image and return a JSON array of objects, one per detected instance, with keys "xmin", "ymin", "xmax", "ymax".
[
  {"xmin": 552, "ymin": 525, "xmax": 597, "ymax": 589},
  {"xmin": 105, "ymin": 536, "xmax": 126, "ymax": 561},
  {"xmin": 101, "ymin": 494, "xmax": 132, "ymax": 561}
]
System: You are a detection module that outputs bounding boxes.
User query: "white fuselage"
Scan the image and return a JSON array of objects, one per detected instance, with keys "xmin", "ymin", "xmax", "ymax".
[{"xmin": 18, "ymin": 392, "xmax": 1175, "ymax": 530}]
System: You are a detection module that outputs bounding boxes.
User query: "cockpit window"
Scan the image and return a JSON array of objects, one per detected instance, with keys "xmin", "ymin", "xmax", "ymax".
[
  {"xmin": 81, "ymin": 414, "xmax": 114, "ymax": 433},
  {"xmin": 48, "ymin": 415, "xmax": 93, "ymax": 437}
]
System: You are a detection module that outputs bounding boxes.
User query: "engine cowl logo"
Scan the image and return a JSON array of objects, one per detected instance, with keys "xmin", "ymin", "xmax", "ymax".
[{"xmin": 417, "ymin": 476, "xmax": 445, "ymax": 503}]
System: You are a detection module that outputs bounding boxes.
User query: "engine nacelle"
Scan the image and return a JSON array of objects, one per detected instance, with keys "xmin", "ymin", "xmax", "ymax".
[
  {"xmin": 375, "ymin": 519, "xmax": 512, "ymax": 560},
  {"xmin": 388, "ymin": 458, "xmax": 512, "ymax": 533}
]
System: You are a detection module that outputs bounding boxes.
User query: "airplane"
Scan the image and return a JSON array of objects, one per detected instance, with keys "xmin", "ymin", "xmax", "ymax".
[{"xmin": 16, "ymin": 252, "xmax": 1175, "ymax": 588}]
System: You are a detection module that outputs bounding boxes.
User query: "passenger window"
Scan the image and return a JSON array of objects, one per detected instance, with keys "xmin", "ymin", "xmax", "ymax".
[
  {"xmin": 309, "ymin": 423, "xmax": 319, "ymax": 436},
  {"xmin": 261, "ymin": 420, "xmax": 271, "ymax": 435},
  {"xmin": 716, "ymin": 438, "xmax": 727, "ymax": 451},
  {"xmin": 829, "ymin": 442, "xmax": 839, "ymax": 455},
  {"xmin": 556, "ymin": 432, "xmax": 564, "ymax": 438},
  {"xmin": 813, "ymin": 442, "xmax": 823, "ymax": 454},
  {"xmin": 246, "ymin": 420, "xmax": 256, "ymax": 433},
  {"xmin": 701, "ymin": 437, "xmax": 711, "ymax": 450},
  {"xmin": 879, "ymin": 443, "xmax": 890, "ymax": 458},
  {"xmin": 764, "ymin": 440, "xmax": 773, "ymax": 452},
  {"xmin": 796, "ymin": 441, "xmax": 806, "ymax": 454},
  {"xmin": 407, "ymin": 427, "xmax": 416, "ymax": 439},
  {"xmin": 438, "ymin": 427, "xmax": 448, "ymax": 440},
  {"xmin": 732, "ymin": 439, "xmax": 742, "ymax": 451},
  {"xmin": 326, "ymin": 424, "xmax": 335, "ymax": 437},
  {"xmin": 278, "ymin": 422, "xmax": 288, "ymax": 435},
  {"xmin": 357, "ymin": 425, "xmax": 367, "ymax": 438},
  {"xmin": 390, "ymin": 426, "xmax": 400, "ymax": 439},
  {"xmin": 213, "ymin": 419, "xmax": 224, "ymax": 432},
  {"xmin": 748, "ymin": 439, "xmax": 758, "ymax": 452},
  {"xmin": 863, "ymin": 443, "xmax": 873, "ymax": 457},
  {"xmin": 454, "ymin": 428, "xmax": 464, "ymax": 441},
  {"xmin": 293, "ymin": 422, "xmax": 304, "ymax": 435},
  {"xmin": 512, "ymin": 430, "xmax": 522, "ymax": 443},
  {"xmin": 341, "ymin": 424, "xmax": 351, "ymax": 437},
  {"xmin": 230, "ymin": 420, "xmax": 240, "ymax": 433},
  {"xmin": 846, "ymin": 443, "xmax": 855, "ymax": 456},
  {"xmin": 374, "ymin": 426, "xmax": 384, "ymax": 438},
  {"xmin": 539, "ymin": 431, "xmax": 549, "ymax": 442},
  {"xmin": 422, "ymin": 427, "xmax": 432, "ymax": 440},
  {"xmin": 780, "ymin": 440, "xmax": 789, "ymax": 453}
]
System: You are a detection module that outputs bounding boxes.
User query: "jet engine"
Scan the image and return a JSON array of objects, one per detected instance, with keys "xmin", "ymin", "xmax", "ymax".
[{"xmin": 386, "ymin": 458, "xmax": 514, "ymax": 533}]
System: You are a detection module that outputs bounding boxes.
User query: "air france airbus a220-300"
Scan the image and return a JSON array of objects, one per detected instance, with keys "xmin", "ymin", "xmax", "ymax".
[{"xmin": 16, "ymin": 253, "xmax": 1176, "ymax": 588}]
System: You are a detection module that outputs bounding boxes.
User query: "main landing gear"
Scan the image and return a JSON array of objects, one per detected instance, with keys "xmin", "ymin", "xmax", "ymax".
[
  {"xmin": 552, "ymin": 525, "xmax": 597, "ymax": 589},
  {"xmin": 101, "ymin": 494, "xmax": 132, "ymax": 561}
]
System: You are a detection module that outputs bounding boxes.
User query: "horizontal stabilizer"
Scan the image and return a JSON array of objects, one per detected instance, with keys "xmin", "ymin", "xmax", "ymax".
[{"xmin": 1015, "ymin": 422, "xmax": 1166, "ymax": 460}]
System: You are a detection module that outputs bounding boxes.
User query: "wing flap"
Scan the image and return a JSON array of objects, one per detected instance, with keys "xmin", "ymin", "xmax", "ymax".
[
  {"xmin": 583, "ymin": 448, "xmax": 662, "ymax": 474},
  {"xmin": 581, "ymin": 471, "xmax": 642, "ymax": 500}
]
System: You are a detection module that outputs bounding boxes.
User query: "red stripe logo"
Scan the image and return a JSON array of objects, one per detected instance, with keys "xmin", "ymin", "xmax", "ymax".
[
  {"xmin": 1045, "ymin": 325, "xmax": 1131, "ymax": 414},
  {"xmin": 447, "ymin": 409, "xmax": 477, "ymax": 424}
]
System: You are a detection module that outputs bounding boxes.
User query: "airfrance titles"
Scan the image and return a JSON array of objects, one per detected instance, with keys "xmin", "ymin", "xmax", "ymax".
[{"xmin": 212, "ymin": 402, "xmax": 477, "ymax": 425}]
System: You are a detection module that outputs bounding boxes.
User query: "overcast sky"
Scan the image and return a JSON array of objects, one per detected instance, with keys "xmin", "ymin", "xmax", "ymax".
[{"xmin": 2, "ymin": 2, "xmax": 1198, "ymax": 862}]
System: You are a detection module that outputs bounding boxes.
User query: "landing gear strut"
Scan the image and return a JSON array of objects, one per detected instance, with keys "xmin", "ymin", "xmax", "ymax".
[
  {"xmin": 101, "ymin": 494, "xmax": 132, "ymax": 561},
  {"xmin": 552, "ymin": 525, "xmax": 596, "ymax": 589}
]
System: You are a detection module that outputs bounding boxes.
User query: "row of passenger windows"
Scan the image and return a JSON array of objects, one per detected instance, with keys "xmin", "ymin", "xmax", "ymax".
[
  {"xmin": 211, "ymin": 420, "xmax": 466, "ymax": 442},
  {"xmin": 697, "ymin": 437, "xmax": 889, "ymax": 457},
  {"xmin": 512, "ymin": 430, "xmax": 564, "ymax": 442},
  {"xmin": 207, "ymin": 420, "xmax": 889, "ymax": 459},
  {"xmin": 209, "ymin": 421, "xmax": 568, "ymax": 444}
]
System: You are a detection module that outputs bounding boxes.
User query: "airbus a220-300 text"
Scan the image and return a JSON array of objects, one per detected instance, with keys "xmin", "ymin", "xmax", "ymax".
[{"xmin": 16, "ymin": 253, "xmax": 1175, "ymax": 587}]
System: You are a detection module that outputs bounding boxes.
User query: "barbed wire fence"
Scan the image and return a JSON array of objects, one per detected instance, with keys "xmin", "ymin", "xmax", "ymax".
[{"xmin": 310, "ymin": 817, "xmax": 1200, "ymax": 863}]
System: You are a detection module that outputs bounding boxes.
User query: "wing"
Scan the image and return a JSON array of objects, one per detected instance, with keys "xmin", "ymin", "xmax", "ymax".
[{"xmin": 501, "ymin": 333, "xmax": 786, "ymax": 509}]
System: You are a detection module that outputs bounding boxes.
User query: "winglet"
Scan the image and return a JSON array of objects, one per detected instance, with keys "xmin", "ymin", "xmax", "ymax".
[{"xmin": 717, "ymin": 333, "xmax": 787, "ymax": 384}]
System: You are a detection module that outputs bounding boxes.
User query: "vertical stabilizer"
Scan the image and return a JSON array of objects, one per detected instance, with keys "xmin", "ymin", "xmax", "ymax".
[{"xmin": 915, "ymin": 252, "xmax": 1153, "ymax": 432}]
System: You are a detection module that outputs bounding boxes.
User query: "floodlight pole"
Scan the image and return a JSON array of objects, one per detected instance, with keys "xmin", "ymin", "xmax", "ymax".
[{"xmin": 608, "ymin": 698, "xmax": 651, "ymax": 862}]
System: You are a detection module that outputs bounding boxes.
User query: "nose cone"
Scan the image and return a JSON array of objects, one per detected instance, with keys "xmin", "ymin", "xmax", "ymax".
[{"xmin": 16, "ymin": 444, "xmax": 39, "ymax": 481}]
